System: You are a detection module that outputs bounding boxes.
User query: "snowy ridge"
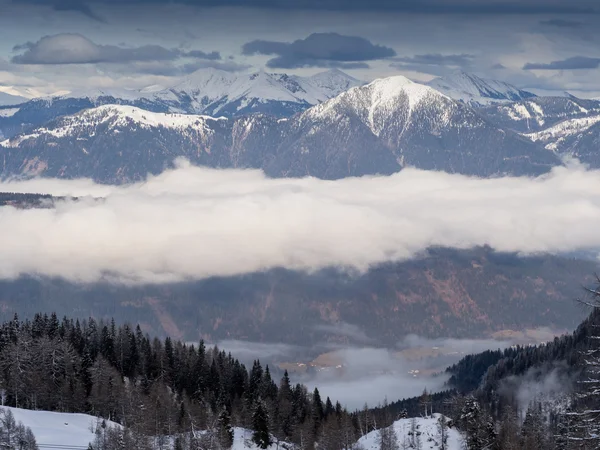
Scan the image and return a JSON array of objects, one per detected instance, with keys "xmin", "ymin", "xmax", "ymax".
[
  {"xmin": 358, "ymin": 414, "xmax": 464, "ymax": 450},
  {"xmin": 55, "ymin": 87, "xmax": 145, "ymax": 102},
  {"xmin": 427, "ymin": 71, "xmax": 536, "ymax": 106},
  {"xmin": 526, "ymin": 115, "xmax": 600, "ymax": 150},
  {"xmin": 154, "ymin": 68, "xmax": 363, "ymax": 115},
  {"xmin": 1, "ymin": 105, "xmax": 223, "ymax": 147}
]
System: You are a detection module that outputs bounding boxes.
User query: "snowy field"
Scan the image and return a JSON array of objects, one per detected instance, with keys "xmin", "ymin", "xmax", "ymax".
[
  {"xmin": 358, "ymin": 414, "xmax": 465, "ymax": 450},
  {"xmin": 0, "ymin": 406, "xmax": 119, "ymax": 449}
]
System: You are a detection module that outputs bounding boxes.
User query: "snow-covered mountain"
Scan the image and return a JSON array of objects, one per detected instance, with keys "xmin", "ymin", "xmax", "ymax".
[
  {"xmin": 524, "ymin": 114, "xmax": 600, "ymax": 167},
  {"xmin": 0, "ymin": 68, "xmax": 362, "ymax": 139},
  {"xmin": 358, "ymin": 414, "xmax": 464, "ymax": 450},
  {"xmin": 0, "ymin": 75, "xmax": 561, "ymax": 182},
  {"xmin": 479, "ymin": 97, "xmax": 600, "ymax": 133},
  {"xmin": 152, "ymin": 67, "xmax": 363, "ymax": 117},
  {"xmin": 427, "ymin": 71, "xmax": 536, "ymax": 106},
  {"xmin": 283, "ymin": 75, "xmax": 558, "ymax": 178}
]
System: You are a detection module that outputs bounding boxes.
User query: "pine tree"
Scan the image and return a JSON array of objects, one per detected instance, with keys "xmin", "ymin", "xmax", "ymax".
[
  {"xmin": 378, "ymin": 424, "xmax": 399, "ymax": 450},
  {"xmin": 497, "ymin": 405, "xmax": 519, "ymax": 450},
  {"xmin": 419, "ymin": 389, "xmax": 431, "ymax": 417},
  {"xmin": 252, "ymin": 399, "xmax": 271, "ymax": 449},
  {"xmin": 521, "ymin": 403, "xmax": 546, "ymax": 450},
  {"xmin": 218, "ymin": 407, "xmax": 234, "ymax": 449},
  {"xmin": 458, "ymin": 396, "xmax": 496, "ymax": 450},
  {"xmin": 559, "ymin": 289, "xmax": 600, "ymax": 448},
  {"xmin": 437, "ymin": 415, "xmax": 449, "ymax": 450}
]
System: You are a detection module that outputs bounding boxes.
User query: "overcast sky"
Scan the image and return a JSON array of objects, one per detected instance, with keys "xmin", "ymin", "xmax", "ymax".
[{"xmin": 0, "ymin": 0, "xmax": 599, "ymax": 97}]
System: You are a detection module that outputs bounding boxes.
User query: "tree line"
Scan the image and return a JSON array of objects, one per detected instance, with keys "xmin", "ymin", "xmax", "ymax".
[{"xmin": 0, "ymin": 313, "xmax": 366, "ymax": 449}]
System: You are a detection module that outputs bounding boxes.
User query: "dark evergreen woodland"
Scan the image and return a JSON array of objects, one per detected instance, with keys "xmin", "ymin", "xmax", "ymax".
[{"xmin": 0, "ymin": 313, "xmax": 361, "ymax": 450}]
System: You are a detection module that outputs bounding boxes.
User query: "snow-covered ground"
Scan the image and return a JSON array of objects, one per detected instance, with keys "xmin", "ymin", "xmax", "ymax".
[
  {"xmin": 357, "ymin": 414, "xmax": 465, "ymax": 450},
  {"xmin": 3, "ymin": 406, "xmax": 463, "ymax": 450},
  {"xmin": 0, "ymin": 406, "xmax": 120, "ymax": 449},
  {"xmin": 231, "ymin": 428, "xmax": 294, "ymax": 450},
  {"xmin": 0, "ymin": 407, "xmax": 291, "ymax": 450}
]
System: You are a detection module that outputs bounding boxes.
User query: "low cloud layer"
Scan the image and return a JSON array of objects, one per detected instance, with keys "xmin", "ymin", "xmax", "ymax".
[
  {"xmin": 242, "ymin": 32, "xmax": 395, "ymax": 69},
  {"xmin": 215, "ymin": 326, "xmax": 563, "ymax": 410},
  {"xmin": 11, "ymin": 34, "xmax": 220, "ymax": 65},
  {"xmin": 3, "ymin": 160, "xmax": 600, "ymax": 283}
]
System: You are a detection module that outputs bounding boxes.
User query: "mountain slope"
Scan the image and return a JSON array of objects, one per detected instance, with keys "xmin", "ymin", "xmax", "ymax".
[
  {"xmin": 427, "ymin": 72, "xmax": 536, "ymax": 106},
  {"xmin": 525, "ymin": 114, "xmax": 600, "ymax": 166},
  {"xmin": 275, "ymin": 76, "xmax": 558, "ymax": 178},
  {"xmin": 0, "ymin": 248, "xmax": 593, "ymax": 345},
  {"xmin": 478, "ymin": 96, "xmax": 600, "ymax": 133}
]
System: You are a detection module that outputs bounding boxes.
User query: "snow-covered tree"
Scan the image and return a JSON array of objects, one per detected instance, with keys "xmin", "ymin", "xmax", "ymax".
[
  {"xmin": 437, "ymin": 415, "xmax": 449, "ymax": 450},
  {"xmin": 378, "ymin": 423, "xmax": 399, "ymax": 450}
]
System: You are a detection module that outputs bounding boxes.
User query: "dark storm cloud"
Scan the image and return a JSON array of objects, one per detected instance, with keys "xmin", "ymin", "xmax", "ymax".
[
  {"xmin": 242, "ymin": 32, "xmax": 395, "ymax": 69},
  {"xmin": 17, "ymin": 0, "xmax": 106, "ymax": 21},
  {"xmin": 13, "ymin": 0, "xmax": 600, "ymax": 15},
  {"xmin": 539, "ymin": 19, "xmax": 585, "ymax": 28},
  {"xmin": 11, "ymin": 34, "xmax": 221, "ymax": 65},
  {"xmin": 524, "ymin": 56, "xmax": 600, "ymax": 70}
]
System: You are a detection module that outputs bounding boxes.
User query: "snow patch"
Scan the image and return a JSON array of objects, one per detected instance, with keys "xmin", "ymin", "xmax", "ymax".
[
  {"xmin": 358, "ymin": 415, "xmax": 464, "ymax": 450},
  {"xmin": 526, "ymin": 114, "xmax": 600, "ymax": 149},
  {"xmin": 0, "ymin": 406, "xmax": 120, "ymax": 448},
  {"xmin": 0, "ymin": 107, "xmax": 19, "ymax": 117}
]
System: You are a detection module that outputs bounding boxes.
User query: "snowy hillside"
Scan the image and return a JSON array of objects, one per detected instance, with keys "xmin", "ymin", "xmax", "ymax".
[
  {"xmin": 427, "ymin": 71, "xmax": 536, "ymax": 106},
  {"xmin": 358, "ymin": 414, "xmax": 464, "ymax": 450},
  {"xmin": 231, "ymin": 428, "xmax": 294, "ymax": 450},
  {"xmin": 526, "ymin": 114, "xmax": 600, "ymax": 151},
  {"xmin": 0, "ymin": 105, "xmax": 222, "ymax": 147},
  {"xmin": 0, "ymin": 406, "xmax": 120, "ymax": 448},
  {"xmin": 0, "ymin": 406, "xmax": 293, "ymax": 450}
]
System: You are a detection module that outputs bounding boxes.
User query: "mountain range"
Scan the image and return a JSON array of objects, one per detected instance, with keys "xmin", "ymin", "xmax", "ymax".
[
  {"xmin": 0, "ymin": 74, "xmax": 563, "ymax": 182},
  {"xmin": 0, "ymin": 68, "xmax": 540, "ymax": 142},
  {"xmin": 0, "ymin": 68, "xmax": 361, "ymax": 139},
  {"xmin": 0, "ymin": 68, "xmax": 599, "ymax": 183}
]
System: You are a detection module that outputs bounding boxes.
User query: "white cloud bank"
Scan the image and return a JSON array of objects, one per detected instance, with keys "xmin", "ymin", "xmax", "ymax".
[{"xmin": 2, "ymin": 159, "xmax": 600, "ymax": 284}]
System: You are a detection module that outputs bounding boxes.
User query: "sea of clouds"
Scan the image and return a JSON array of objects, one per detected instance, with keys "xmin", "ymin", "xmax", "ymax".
[{"xmin": 1, "ymin": 158, "xmax": 600, "ymax": 284}]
